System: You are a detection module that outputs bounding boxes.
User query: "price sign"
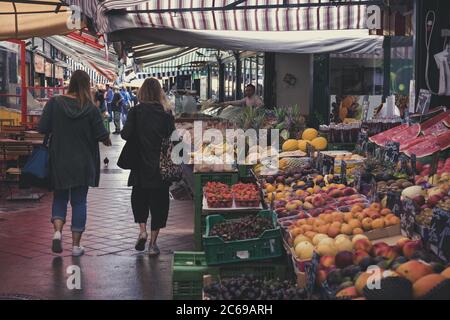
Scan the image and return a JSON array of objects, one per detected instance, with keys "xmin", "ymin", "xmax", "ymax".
[
  {"xmin": 340, "ymin": 160, "xmax": 347, "ymax": 185},
  {"xmin": 317, "ymin": 152, "xmax": 324, "ymax": 172},
  {"xmin": 398, "ymin": 154, "xmax": 410, "ymax": 175},
  {"xmin": 401, "ymin": 198, "xmax": 417, "ymax": 238},
  {"xmin": 387, "ymin": 191, "xmax": 402, "ymax": 217},
  {"xmin": 429, "ymin": 207, "xmax": 450, "ymax": 262},
  {"xmin": 384, "ymin": 141, "xmax": 400, "ymax": 163},
  {"xmin": 323, "ymin": 155, "xmax": 335, "ymax": 175},
  {"xmin": 375, "ymin": 147, "xmax": 382, "ymax": 161},
  {"xmin": 305, "ymin": 253, "xmax": 320, "ymax": 299},
  {"xmin": 306, "ymin": 142, "xmax": 316, "ymax": 159},
  {"xmin": 357, "ymin": 130, "xmax": 369, "ymax": 155},
  {"xmin": 411, "ymin": 154, "xmax": 417, "ymax": 176}
]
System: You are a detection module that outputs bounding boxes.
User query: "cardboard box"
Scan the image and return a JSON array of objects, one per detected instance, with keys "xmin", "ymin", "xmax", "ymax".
[{"xmin": 363, "ymin": 224, "xmax": 401, "ymax": 241}]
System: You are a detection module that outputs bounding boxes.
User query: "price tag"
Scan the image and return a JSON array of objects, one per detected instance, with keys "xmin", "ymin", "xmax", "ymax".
[
  {"xmin": 384, "ymin": 141, "xmax": 400, "ymax": 163},
  {"xmin": 398, "ymin": 154, "xmax": 410, "ymax": 175},
  {"xmin": 430, "ymin": 152, "xmax": 440, "ymax": 177},
  {"xmin": 306, "ymin": 142, "xmax": 316, "ymax": 159},
  {"xmin": 357, "ymin": 130, "xmax": 369, "ymax": 155},
  {"xmin": 340, "ymin": 160, "xmax": 347, "ymax": 185},
  {"xmin": 401, "ymin": 198, "xmax": 417, "ymax": 238},
  {"xmin": 411, "ymin": 154, "xmax": 417, "ymax": 176},
  {"xmin": 305, "ymin": 253, "xmax": 320, "ymax": 299},
  {"xmin": 387, "ymin": 191, "xmax": 402, "ymax": 216},
  {"xmin": 429, "ymin": 207, "xmax": 450, "ymax": 262},
  {"xmin": 236, "ymin": 251, "xmax": 250, "ymax": 260},
  {"xmin": 375, "ymin": 147, "xmax": 382, "ymax": 161},
  {"xmin": 317, "ymin": 152, "xmax": 324, "ymax": 172},
  {"xmin": 323, "ymin": 155, "xmax": 335, "ymax": 175}
]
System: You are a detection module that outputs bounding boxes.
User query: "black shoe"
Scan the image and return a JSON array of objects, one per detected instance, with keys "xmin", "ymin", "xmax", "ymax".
[
  {"xmin": 52, "ymin": 232, "xmax": 63, "ymax": 254},
  {"xmin": 135, "ymin": 232, "xmax": 148, "ymax": 251}
]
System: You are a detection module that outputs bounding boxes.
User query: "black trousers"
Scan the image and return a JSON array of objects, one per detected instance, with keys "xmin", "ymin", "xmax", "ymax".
[{"xmin": 131, "ymin": 186, "xmax": 170, "ymax": 230}]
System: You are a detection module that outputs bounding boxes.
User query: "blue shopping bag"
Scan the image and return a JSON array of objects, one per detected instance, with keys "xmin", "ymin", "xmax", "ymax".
[{"xmin": 22, "ymin": 145, "xmax": 49, "ymax": 179}]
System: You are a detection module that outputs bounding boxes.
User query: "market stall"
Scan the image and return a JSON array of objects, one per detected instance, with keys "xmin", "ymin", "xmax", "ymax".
[{"xmin": 172, "ymin": 107, "xmax": 450, "ymax": 300}]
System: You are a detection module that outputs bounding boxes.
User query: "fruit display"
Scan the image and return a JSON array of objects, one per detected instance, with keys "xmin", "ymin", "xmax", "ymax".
[
  {"xmin": 287, "ymin": 204, "xmax": 400, "ymax": 253},
  {"xmin": 281, "ymin": 128, "xmax": 328, "ymax": 152},
  {"xmin": 204, "ymin": 182, "xmax": 233, "ymax": 208},
  {"xmin": 208, "ymin": 215, "xmax": 274, "ymax": 241},
  {"xmin": 204, "ymin": 275, "xmax": 307, "ymax": 300},
  {"xmin": 377, "ymin": 178, "xmax": 414, "ymax": 195},
  {"xmin": 317, "ymin": 237, "xmax": 450, "ymax": 300},
  {"xmin": 415, "ymin": 159, "xmax": 450, "ymax": 185},
  {"xmin": 231, "ymin": 183, "xmax": 260, "ymax": 207}
]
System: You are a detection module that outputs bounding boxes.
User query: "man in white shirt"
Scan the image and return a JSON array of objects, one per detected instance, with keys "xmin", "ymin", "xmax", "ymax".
[{"xmin": 223, "ymin": 84, "xmax": 264, "ymax": 108}]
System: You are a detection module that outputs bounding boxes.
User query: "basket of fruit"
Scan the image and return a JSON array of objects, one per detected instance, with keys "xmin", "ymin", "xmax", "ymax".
[
  {"xmin": 203, "ymin": 210, "xmax": 283, "ymax": 265},
  {"xmin": 232, "ymin": 183, "xmax": 261, "ymax": 208},
  {"xmin": 204, "ymin": 182, "xmax": 233, "ymax": 208}
]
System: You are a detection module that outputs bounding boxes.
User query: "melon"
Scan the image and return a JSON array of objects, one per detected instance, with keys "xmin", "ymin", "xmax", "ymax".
[
  {"xmin": 312, "ymin": 233, "xmax": 329, "ymax": 246},
  {"xmin": 316, "ymin": 242, "xmax": 338, "ymax": 257},
  {"xmin": 402, "ymin": 186, "xmax": 426, "ymax": 199},
  {"xmin": 311, "ymin": 137, "xmax": 328, "ymax": 151},
  {"xmin": 302, "ymin": 128, "xmax": 318, "ymax": 141},
  {"xmin": 413, "ymin": 274, "xmax": 448, "ymax": 299},
  {"xmin": 294, "ymin": 235, "xmax": 312, "ymax": 247},
  {"xmin": 335, "ymin": 237, "xmax": 353, "ymax": 252},
  {"xmin": 298, "ymin": 140, "xmax": 309, "ymax": 152},
  {"xmin": 282, "ymin": 139, "xmax": 299, "ymax": 152},
  {"xmin": 295, "ymin": 241, "xmax": 315, "ymax": 260}
]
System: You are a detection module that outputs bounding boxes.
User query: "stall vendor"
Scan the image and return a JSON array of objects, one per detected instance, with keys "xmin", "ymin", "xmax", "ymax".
[{"xmin": 223, "ymin": 84, "xmax": 264, "ymax": 108}]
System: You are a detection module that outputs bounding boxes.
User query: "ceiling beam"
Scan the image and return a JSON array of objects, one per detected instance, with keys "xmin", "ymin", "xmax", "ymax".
[{"xmin": 0, "ymin": 0, "xmax": 68, "ymax": 6}]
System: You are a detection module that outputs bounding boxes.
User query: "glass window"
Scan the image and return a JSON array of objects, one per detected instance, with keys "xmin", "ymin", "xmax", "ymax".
[{"xmin": 329, "ymin": 53, "xmax": 384, "ymax": 123}]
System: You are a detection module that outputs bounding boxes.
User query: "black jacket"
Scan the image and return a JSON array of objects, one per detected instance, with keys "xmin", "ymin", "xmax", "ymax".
[
  {"xmin": 38, "ymin": 96, "xmax": 109, "ymax": 190},
  {"xmin": 121, "ymin": 103, "xmax": 175, "ymax": 188}
]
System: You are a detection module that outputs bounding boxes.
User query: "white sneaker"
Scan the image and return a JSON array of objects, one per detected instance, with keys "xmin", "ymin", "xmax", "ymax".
[
  {"xmin": 72, "ymin": 246, "xmax": 85, "ymax": 257},
  {"xmin": 52, "ymin": 231, "xmax": 63, "ymax": 254},
  {"xmin": 148, "ymin": 244, "xmax": 160, "ymax": 257}
]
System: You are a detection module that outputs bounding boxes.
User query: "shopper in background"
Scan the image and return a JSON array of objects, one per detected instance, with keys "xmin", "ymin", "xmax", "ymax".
[
  {"xmin": 111, "ymin": 87, "xmax": 123, "ymax": 134},
  {"xmin": 120, "ymin": 78, "xmax": 175, "ymax": 256},
  {"xmin": 120, "ymin": 86, "xmax": 131, "ymax": 124},
  {"xmin": 222, "ymin": 84, "xmax": 264, "ymax": 108},
  {"xmin": 105, "ymin": 84, "xmax": 114, "ymax": 122},
  {"xmin": 38, "ymin": 70, "xmax": 112, "ymax": 257},
  {"xmin": 95, "ymin": 85, "xmax": 107, "ymax": 114}
]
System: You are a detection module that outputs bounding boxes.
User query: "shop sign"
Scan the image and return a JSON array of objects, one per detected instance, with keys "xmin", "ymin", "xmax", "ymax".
[
  {"xmin": 34, "ymin": 54, "xmax": 45, "ymax": 74},
  {"xmin": 45, "ymin": 62, "xmax": 53, "ymax": 78}
]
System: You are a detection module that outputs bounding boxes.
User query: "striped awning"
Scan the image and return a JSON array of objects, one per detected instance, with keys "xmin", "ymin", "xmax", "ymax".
[
  {"xmin": 67, "ymin": 0, "xmax": 373, "ymax": 34},
  {"xmin": 142, "ymin": 48, "xmax": 213, "ymax": 75},
  {"xmin": 45, "ymin": 35, "xmax": 118, "ymax": 80}
]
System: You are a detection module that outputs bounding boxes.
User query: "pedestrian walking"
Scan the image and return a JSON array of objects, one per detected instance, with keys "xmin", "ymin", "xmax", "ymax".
[
  {"xmin": 38, "ymin": 70, "xmax": 112, "ymax": 257},
  {"xmin": 120, "ymin": 86, "xmax": 131, "ymax": 124},
  {"xmin": 120, "ymin": 78, "xmax": 175, "ymax": 256},
  {"xmin": 111, "ymin": 87, "xmax": 123, "ymax": 134},
  {"xmin": 105, "ymin": 83, "xmax": 114, "ymax": 122}
]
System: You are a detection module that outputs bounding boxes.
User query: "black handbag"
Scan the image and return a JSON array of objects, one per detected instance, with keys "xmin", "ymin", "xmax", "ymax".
[
  {"xmin": 159, "ymin": 136, "xmax": 183, "ymax": 183},
  {"xmin": 117, "ymin": 109, "xmax": 139, "ymax": 170}
]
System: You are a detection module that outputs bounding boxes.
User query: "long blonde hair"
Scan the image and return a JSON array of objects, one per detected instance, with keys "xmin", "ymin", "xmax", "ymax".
[
  {"xmin": 67, "ymin": 70, "xmax": 93, "ymax": 108},
  {"xmin": 137, "ymin": 78, "xmax": 172, "ymax": 112}
]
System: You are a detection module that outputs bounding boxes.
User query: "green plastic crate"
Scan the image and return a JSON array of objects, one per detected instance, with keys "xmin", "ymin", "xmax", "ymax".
[
  {"xmin": 172, "ymin": 251, "xmax": 287, "ymax": 300},
  {"xmin": 193, "ymin": 172, "xmax": 239, "ymax": 250},
  {"xmin": 238, "ymin": 165, "xmax": 254, "ymax": 179},
  {"xmin": 203, "ymin": 210, "xmax": 283, "ymax": 265}
]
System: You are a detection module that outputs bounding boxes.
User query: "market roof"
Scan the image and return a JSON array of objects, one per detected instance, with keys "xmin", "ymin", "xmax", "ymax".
[
  {"xmin": 45, "ymin": 34, "xmax": 118, "ymax": 80},
  {"xmin": 0, "ymin": 0, "xmax": 82, "ymax": 40},
  {"xmin": 63, "ymin": 0, "xmax": 383, "ymax": 55}
]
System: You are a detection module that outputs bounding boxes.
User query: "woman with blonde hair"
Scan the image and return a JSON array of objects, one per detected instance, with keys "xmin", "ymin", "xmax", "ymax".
[
  {"xmin": 39, "ymin": 70, "xmax": 111, "ymax": 257},
  {"xmin": 121, "ymin": 78, "xmax": 175, "ymax": 256}
]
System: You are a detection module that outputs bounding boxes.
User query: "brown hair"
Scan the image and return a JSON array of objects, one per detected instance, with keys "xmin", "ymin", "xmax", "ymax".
[
  {"xmin": 137, "ymin": 78, "xmax": 171, "ymax": 112},
  {"xmin": 67, "ymin": 70, "xmax": 93, "ymax": 108}
]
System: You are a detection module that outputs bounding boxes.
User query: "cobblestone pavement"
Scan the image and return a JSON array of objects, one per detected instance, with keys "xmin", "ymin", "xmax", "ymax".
[{"xmin": 0, "ymin": 134, "xmax": 194, "ymax": 300}]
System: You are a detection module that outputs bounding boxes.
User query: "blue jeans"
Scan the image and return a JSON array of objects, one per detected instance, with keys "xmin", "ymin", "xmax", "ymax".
[
  {"xmin": 107, "ymin": 103, "xmax": 113, "ymax": 122},
  {"xmin": 51, "ymin": 186, "xmax": 89, "ymax": 233}
]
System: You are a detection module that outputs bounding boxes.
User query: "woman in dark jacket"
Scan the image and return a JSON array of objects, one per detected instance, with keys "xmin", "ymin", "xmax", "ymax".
[
  {"xmin": 121, "ymin": 78, "xmax": 175, "ymax": 256},
  {"xmin": 39, "ymin": 70, "xmax": 111, "ymax": 257}
]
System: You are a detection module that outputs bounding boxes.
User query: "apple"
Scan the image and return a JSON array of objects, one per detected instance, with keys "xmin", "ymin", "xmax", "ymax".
[
  {"xmin": 412, "ymin": 195, "xmax": 426, "ymax": 207},
  {"xmin": 320, "ymin": 255, "xmax": 336, "ymax": 269},
  {"xmin": 396, "ymin": 237, "xmax": 411, "ymax": 250},
  {"xmin": 354, "ymin": 239, "xmax": 373, "ymax": 253},
  {"xmin": 335, "ymin": 251, "xmax": 354, "ymax": 269},
  {"xmin": 316, "ymin": 269, "xmax": 328, "ymax": 285},
  {"xmin": 371, "ymin": 242, "xmax": 390, "ymax": 257},
  {"xmin": 382, "ymin": 246, "xmax": 399, "ymax": 261},
  {"xmin": 403, "ymin": 239, "xmax": 423, "ymax": 258},
  {"xmin": 353, "ymin": 249, "xmax": 371, "ymax": 265}
]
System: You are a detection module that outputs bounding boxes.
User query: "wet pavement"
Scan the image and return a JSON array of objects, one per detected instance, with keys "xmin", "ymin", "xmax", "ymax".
[{"xmin": 0, "ymin": 134, "xmax": 194, "ymax": 300}]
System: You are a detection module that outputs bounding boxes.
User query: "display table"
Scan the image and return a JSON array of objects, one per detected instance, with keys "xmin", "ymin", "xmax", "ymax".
[{"xmin": 202, "ymin": 196, "xmax": 262, "ymax": 214}]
